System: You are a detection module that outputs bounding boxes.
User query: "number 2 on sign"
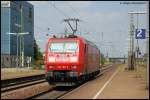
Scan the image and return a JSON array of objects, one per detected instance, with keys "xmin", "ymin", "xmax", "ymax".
[{"xmin": 137, "ymin": 29, "xmax": 142, "ymax": 37}]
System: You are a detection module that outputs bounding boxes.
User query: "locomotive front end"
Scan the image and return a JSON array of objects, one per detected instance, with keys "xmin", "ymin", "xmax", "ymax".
[{"xmin": 45, "ymin": 39, "xmax": 81, "ymax": 86}]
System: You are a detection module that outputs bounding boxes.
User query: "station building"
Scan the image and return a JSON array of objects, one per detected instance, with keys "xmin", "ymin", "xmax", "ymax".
[{"xmin": 1, "ymin": 1, "xmax": 34, "ymax": 67}]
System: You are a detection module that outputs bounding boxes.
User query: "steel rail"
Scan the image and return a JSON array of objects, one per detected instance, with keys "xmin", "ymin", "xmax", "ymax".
[{"xmin": 1, "ymin": 74, "xmax": 45, "ymax": 88}]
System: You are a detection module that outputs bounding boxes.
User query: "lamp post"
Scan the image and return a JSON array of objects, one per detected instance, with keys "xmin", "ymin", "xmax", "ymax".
[
  {"xmin": 7, "ymin": 23, "xmax": 21, "ymax": 68},
  {"xmin": 20, "ymin": 32, "xmax": 29, "ymax": 67},
  {"xmin": 15, "ymin": 23, "xmax": 21, "ymax": 68},
  {"xmin": 7, "ymin": 32, "xmax": 29, "ymax": 68},
  {"xmin": 20, "ymin": 5, "xmax": 28, "ymax": 67},
  {"xmin": 7, "ymin": 32, "xmax": 19, "ymax": 68}
]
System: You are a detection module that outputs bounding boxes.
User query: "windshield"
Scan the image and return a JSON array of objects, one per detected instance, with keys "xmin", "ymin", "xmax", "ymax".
[{"xmin": 49, "ymin": 42, "xmax": 78, "ymax": 53}]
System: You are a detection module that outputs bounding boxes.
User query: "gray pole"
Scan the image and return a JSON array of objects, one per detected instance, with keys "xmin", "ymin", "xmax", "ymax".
[
  {"xmin": 20, "ymin": 5, "xmax": 24, "ymax": 67},
  {"xmin": 128, "ymin": 13, "xmax": 135, "ymax": 70},
  {"xmin": 128, "ymin": 14, "xmax": 131, "ymax": 70},
  {"xmin": 131, "ymin": 18, "xmax": 135, "ymax": 70},
  {"xmin": 17, "ymin": 33, "xmax": 18, "ymax": 68},
  {"xmin": 136, "ymin": 14, "xmax": 139, "ymax": 71},
  {"xmin": 146, "ymin": 1, "xmax": 149, "ymax": 89},
  {"xmin": 20, "ymin": 5, "xmax": 22, "ymax": 67},
  {"xmin": 15, "ymin": 23, "xmax": 21, "ymax": 68}
]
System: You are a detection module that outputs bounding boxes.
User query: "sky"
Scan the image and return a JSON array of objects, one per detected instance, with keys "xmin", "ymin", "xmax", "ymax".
[{"xmin": 28, "ymin": 1, "xmax": 148, "ymax": 57}]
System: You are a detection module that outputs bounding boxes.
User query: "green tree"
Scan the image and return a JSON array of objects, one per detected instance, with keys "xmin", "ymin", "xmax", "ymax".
[
  {"xmin": 33, "ymin": 39, "xmax": 44, "ymax": 69},
  {"xmin": 33, "ymin": 39, "xmax": 43, "ymax": 60},
  {"xmin": 33, "ymin": 39, "xmax": 38, "ymax": 60}
]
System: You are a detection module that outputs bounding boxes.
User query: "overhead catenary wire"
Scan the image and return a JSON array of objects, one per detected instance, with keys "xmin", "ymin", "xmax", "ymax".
[
  {"xmin": 45, "ymin": 2, "xmax": 118, "ymax": 57},
  {"xmin": 13, "ymin": 1, "xmax": 54, "ymax": 33},
  {"xmin": 62, "ymin": 3, "xmax": 100, "ymax": 38},
  {"xmin": 67, "ymin": 2, "xmax": 83, "ymax": 19},
  {"xmin": 34, "ymin": 2, "xmax": 122, "ymax": 57},
  {"xmin": 64, "ymin": 4, "xmax": 126, "ymax": 44},
  {"xmin": 49, "ymin": 1, "xmax": 70, "ymax": 18},
  {"xmin": 2, "ymin": 10, "xmax": 52, "ymax": 36}
]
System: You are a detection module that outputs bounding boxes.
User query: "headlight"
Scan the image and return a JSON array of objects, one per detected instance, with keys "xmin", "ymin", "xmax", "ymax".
[
  {"xmin": 48, "ymin": 57, "xmax": 55, "ymax": 62},
  {"xmin": 70, "ymin": 57, "xmax": 78, "ymax": 62},
  {"xmin": 49, "ymin": 66, "xmax": 54, "ymax": 69}
]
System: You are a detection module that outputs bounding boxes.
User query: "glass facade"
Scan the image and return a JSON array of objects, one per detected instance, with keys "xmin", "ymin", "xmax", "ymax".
[
  {"xmin": 1, "ymin": 7, "xmax": 11, "ymax": 54},
  {"xmin": 1, "ymin": 1, "xmax": 34, "ymax": 56}
]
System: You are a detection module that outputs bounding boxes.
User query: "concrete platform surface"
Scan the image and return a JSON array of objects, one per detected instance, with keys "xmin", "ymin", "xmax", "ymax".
[
  {"xmin": 60, "ymin": 64, "xmax": 149, "ymax": 99},
  {"xmin": 97, "ymin": 64, "xmax": 149, "ymax": 99},
  {"xmin": 1, "ymin": 67, "xmax": 45, "ymax": 80}
]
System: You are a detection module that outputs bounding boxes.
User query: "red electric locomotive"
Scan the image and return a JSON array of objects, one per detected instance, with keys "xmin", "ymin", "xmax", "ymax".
[{"xmin": 45, "ymin": 35, "xmax": 101, "ymax": 86}]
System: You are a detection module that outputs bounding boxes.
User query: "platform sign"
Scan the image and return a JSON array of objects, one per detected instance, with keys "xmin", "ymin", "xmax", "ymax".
[
  {"xmin": 1, "ymin": 1, "xmax": 10, "ymax": 7},
  {"xmin": 135, "ymin": 29, "xmax": 146, "ymax": 39}
]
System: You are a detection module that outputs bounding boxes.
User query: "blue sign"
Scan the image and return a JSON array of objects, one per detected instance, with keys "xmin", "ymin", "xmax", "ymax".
[{"xmin": 135, "ymin": 29, "xmax": 146, "ymax": 39}]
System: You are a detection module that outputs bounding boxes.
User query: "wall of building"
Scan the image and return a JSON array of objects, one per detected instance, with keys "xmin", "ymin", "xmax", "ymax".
[
  {"xmin": 10, "ymin": 1, "xmax": 21, "ymax": 55},
  {"xmin": 1, "ymin": 1, "xmax": 34, "ymax": 68},
  {"xmin": 1, "ymin": 7, "xmax": 11, "ymax": 54},
  {"xmin": 9, "ymin": 1, "xmax": 34, "ymax": 56},
  {"xmin": 22, "ymin": 1, "xmax": 34, "ymax": 56}
]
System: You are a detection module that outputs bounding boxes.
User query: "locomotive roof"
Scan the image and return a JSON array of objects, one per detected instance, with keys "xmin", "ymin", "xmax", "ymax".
[
  {"xmin": 48, "ymin": 36, "xmax": 99, "ymax": 50},
  {"xmin": 85, "ymin": 39, "xmax": 99, "ymax": 49}
]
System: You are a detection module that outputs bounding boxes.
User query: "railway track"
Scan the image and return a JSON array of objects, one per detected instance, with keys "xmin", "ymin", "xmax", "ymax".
[
  {"xmin": 28, "ymin": 64, "xmax": 114, "ymax": 99},
  {"xmin": 1, "ymin": 64, "xmax": 114, "ymax": 99},
  {"xmin": 1, "ymin": 74, "xmax": 45, "ymax": 93},
  {"xmin": 28, "ymin": 86, "xmax": 75, "ymax": 99}
]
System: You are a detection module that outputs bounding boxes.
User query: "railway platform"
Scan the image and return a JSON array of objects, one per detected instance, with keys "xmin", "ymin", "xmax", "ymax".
[
  {"xmin": 60, "ymin": 64, "xmax": 149, "ymax": 99},
  {"xmin": 94, "ymin": 64, "xmax": 149, "ymax": 99},
  {"xmin": 1, "ymin": 67, "xmax": 45, "ymax": 80},
  {"xmin": 1, "ymin": 64, "xmax": 149, "ymax": 99}
]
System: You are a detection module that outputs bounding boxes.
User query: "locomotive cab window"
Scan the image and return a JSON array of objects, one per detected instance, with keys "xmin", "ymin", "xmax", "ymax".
[
  {"xmin": 49, "ymin": 42, "xmax": 79, "ymax": 53},
  {"xmin": 50, "ymin": 42, "xmax": 64, "ymax": 52}
]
